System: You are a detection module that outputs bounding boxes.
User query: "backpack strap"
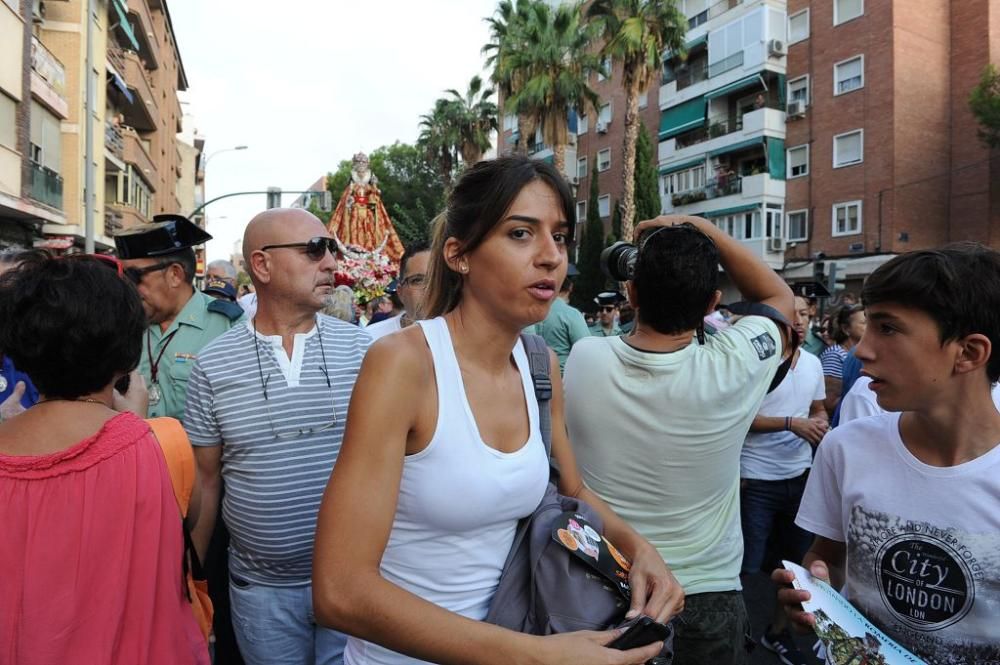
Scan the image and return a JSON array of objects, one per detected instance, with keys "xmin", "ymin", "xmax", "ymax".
[
  {"xmin": 147, "ymin": 417, "xmax": 195, "ymax": 517},
  {"xmin": 519, "ymin": 333, "xmax": 552, "ymax": 457}
]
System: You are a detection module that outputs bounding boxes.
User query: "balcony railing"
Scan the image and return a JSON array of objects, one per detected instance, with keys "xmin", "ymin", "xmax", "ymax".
[
  {"xmin": 670, "ymin": 176, "xmax": 742, "ymax": 207},
  {"xmin": 31, "ymin": 37, "xmax": 66, "ymax": 98},
  {"xmin": 30, "ymin": 161, "xmax": 64, "ymax": 210},
  {"xmin": 676, "ymin": 65, "xmax": 709, "ymax": 91},
  {"xmin": 528, "ymin": 142, "xmax": 550, "ymax": 156},
  {"xmin": 106, "ymin": 120, "xmax": 125, "ymax": 160},
  {"xmin": 687, "ymin": 0, "xmax": 742, "ymax": 29},
  {"xmin": 708, "ymin": 51, "xmax": 744, "ymax": 78},
  {"xmin": 107, "ymin": 44, "xmax": 127, "ymax": 75},
  {"xmin": 105, "ymin": 210, "xmax": 124, "ymax": 234}
]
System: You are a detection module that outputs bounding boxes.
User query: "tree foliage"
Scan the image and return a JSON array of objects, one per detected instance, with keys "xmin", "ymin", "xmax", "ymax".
[
  {"xmin": 634, "ymin": 120, "xmax": 661, "ymax": 223},
  {"xmin": 969, "ymin": 63, "xmax": 1000, "ymax": 150},
  {"xmin": 444, "ymin": 75, "xmax": 499, "ymax": 166},
  {"xmin": 325, "ymin": 142, "xmax": 445, "ymax": 246},
  {"xmin": 586, "ymin": 0, "xmax": 687, "ymax": 238},
  {"xmin": 573, "ymin": 159, "xmax": 607, "ymax": 309}
]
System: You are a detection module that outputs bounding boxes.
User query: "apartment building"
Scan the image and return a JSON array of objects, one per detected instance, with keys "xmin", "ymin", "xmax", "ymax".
[
  {"xmin": 0, "ymin": 0, "xmax": 69, "ymax": 250},
  {"xmin": 782, "ymin": 0, "xmax": 1000, "ymax": 285},
  {"xmin": 657, "ymin": 0, "xmax": 790, "ymax": 270},
  {"xmin": 0, "ymin": 0, "xmax": 189, "ymax": 251}
]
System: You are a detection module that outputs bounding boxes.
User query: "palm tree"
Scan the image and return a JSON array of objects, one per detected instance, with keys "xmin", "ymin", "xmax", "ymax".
[
  {"xmin": 418, "ymin": 98, "xmax": 460, "ymax": 190},
  {"xmin": 444, "ymin": 75, "xmax": 498, "ymax": 165},
  {"xmin": 503, "ymin": 1, "xmax": 601, "ymax": 175},
  {"xmin": 483, "ymin": 0, "xmax": 535, "ymax": 155},
  {"xmin": 587, "ymin": 0, "xmax": 687, "ymax": 239}
]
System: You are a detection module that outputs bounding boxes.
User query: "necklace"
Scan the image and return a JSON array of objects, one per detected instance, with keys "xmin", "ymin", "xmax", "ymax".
[{"xmin": 37, "ymin": 397, "xmax": 112, "ymax": 407}]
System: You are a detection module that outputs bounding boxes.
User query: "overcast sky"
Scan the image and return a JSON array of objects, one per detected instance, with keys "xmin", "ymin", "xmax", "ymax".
[{"xmin": 169, "ymin": 0, "xmax": 500, "ymax": 263}]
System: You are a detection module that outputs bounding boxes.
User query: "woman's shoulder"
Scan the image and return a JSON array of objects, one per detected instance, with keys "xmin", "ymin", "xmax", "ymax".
[{"xmin": 362, "ymin": 323, "xmax": 433, "ymax": 382}]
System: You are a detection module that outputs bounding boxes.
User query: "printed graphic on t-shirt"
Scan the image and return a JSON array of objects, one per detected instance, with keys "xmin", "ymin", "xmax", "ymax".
[
  {"xmin": 750, "ymin": 332, "xmax": 776, "ymax": 361},
  {"xmin": 846, "ymin": 504, "xmax": 1000, "ymax": 664}
]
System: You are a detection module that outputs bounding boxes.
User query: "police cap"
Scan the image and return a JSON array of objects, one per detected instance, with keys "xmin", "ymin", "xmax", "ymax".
[{"xmin": 114, "ymin": 214, "xmax": 212, "ymax": 259}]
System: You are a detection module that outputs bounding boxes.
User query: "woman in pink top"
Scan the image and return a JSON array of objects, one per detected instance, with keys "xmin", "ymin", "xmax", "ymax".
[{"xmin": 0, "ymin": 255, "xmax": 208, "ymax": 665}]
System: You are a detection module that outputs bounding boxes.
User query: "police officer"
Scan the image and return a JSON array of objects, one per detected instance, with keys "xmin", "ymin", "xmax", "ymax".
[
  {"xmin": 116, "ymin": 214, "xmax": 244, "ymax": 420},
  {"xmin": 535, "ymin": 264, "xmax": 590, "ymax": 372},
  {"xmin": 589, "ymin": 291, "xmax": 624, "ymax": 337}
]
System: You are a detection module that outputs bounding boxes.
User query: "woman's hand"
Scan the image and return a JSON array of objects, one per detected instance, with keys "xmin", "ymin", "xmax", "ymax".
[
  {"xmin": 113, "ymin": 371, "xmax": 148, "ymax": 417},
  {"xmin": 624, "ymin": 541, "xmax": 684, "ymax": 623},
  {"xmin": 533, "ymin": 629, "xmax": 663, "ymax": 665}
]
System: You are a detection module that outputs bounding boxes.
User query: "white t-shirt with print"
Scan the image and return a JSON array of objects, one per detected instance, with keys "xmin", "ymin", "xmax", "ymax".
[
  {"xmin": 741, "ymin": 350, "xmax": 826, "ymax": 480},
  {"xmin": 796, "ymin": 412, "xmax": 1000, "ymax": 664},
  {"xmin": 565, "ymin": 316, "xmax": 782, "ymax": 595}
]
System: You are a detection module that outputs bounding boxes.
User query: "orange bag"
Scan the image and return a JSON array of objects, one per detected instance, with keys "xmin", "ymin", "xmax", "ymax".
[{"xmin": 147, "ymin": 417, "xmax": 214, "ymax": 641}]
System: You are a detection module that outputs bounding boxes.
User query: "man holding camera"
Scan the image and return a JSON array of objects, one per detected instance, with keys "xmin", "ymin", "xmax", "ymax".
[{"xmin": 564, "ymin": 215, "xmax": 794, "ymax": 665}]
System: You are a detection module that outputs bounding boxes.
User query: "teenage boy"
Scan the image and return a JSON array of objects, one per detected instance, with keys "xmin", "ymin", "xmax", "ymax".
[{"xmin": 774, "ymin": 243, "xmax": 1000, "ymax": 664}]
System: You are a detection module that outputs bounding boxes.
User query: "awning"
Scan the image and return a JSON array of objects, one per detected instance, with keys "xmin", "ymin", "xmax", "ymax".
[
  {"xmin": 659, "ymin": 157, "xmax": 705, "ymax": 175},
  {"xmin": 766, "ymin": 137, "xmax": 785, "ymax": 180},
  {"xmin": 703, "ymin": 203, "xmax": 760, "ymax": 218},
  {"xmin": 110, "ymin": 0, "xmax": 140, "ymax": 51},
  {"xmin": 106, "ymin": 68, "xmax": 133, "ymax": 104},
  {"xmin": 659, "ymin": 97, "xmax": 706, "ymax": 139},
  {"xmin": 705, "ymin": 74, "xmax": 763, "ymax": 101},
  {"xmin": 708, "ymin": 137, "xmax": 764, "ymax": 158},
  {"xmin": 664, "ymin": 34, "xmax": 707, "ymax": 61}
]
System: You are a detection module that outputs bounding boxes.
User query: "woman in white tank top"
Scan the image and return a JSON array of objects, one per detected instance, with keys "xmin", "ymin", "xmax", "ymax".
[{"xmin": 312, "ymin": 157, "xmax": 682, "ymax": 665}]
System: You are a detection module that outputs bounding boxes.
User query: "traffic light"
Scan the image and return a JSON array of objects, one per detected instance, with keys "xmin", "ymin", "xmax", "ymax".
[
  {"xmin": 813, "ymin": 260, "xmax": 826, "ymax": 284},
  {"xmin": 266, "ymin": 187, "xmax": 281, "ymax": 209},
  {"xmin": 320, "ymin": 191, "xmax": 333, "ymax": 212},
  {"xmin": 828, "ymin": 261, "xmax": 847, "ymax": 294}
]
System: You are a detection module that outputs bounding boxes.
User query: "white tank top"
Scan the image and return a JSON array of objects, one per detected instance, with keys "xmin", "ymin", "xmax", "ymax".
[{"xmin": 343, "ymin": 317, "xmax": 550, "ymax": 665}]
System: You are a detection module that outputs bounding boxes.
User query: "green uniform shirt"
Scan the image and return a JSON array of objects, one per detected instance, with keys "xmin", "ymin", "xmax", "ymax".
[
  {"xmin": 536, "ymin": 298, "xmax": 590, "ymax": 372},
  {"xmin": 139, "ymin": 290, "xmax": 245, "ymax": 419},
  {"xmin": 801, "ymin": 328, "xmax": 826, "ymax": 357},
  {"xmin": 589, "ymin": 322, "xmax": 623, "ymax": 337}
]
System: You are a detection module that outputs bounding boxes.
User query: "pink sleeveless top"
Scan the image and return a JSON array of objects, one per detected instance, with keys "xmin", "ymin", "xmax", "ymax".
[{"xmin": 0, "ymin": 412, "xmax": 209, "ymax": 665}]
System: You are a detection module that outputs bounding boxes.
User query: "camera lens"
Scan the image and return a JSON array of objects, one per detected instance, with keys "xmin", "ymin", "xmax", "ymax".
[{"xmin": 600, "ymin": 241, "xmax": 638, "ymax": 281}]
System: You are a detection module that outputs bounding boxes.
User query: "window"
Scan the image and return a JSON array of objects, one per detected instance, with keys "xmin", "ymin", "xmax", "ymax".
[
  {"xmin": 834, "ymin": 0, "xmax": 864, "ymax": 25},
  {"xmin": 834, "ymin": 55, "xmax": 864, "ymax": 95},
  {"xmin": 787, "ymin": 210, "xmax": 809, "ymax": 241},
  {"xmin": 598, "ymin": 103, "xmax": 612, "ymax": 126},
  {"xmin": 597, "ymin": 57, "xmax": 611, "ymax": 82},
  {"xmin": 789, "ymin": 9, "xmax": 810, "ymax": 44},
  {"xmin": 833, "ymin": 129, "xmax": 863, "ymax": 167},
  {"xmin": 765, "ymin": 204, "xmax": 783, "ymax": 239},
  {"xmin": 665, "ymin": 165, "xmax": 706, "ymax": 195},
  {"xmin": 832, "ymin": 200, "xmax": 862, "ymax": 236},
  {"xmin": 0, "ymin": 93, "xmax": 15, "ymax": 150},
  {"xmin": 576, "ymin": 200, "xmax": 587, "ymax": 223},
  {"xmin": 787, "ymin": 76, "xmax": 810, "ymax": 107},
  {"xmin": 598, "ymin": 148, "xmax": 611, "ymax": 172},
  {"xmin": 577, "ymin": 156, "xmax": 588, "ymax": 178},
  {"xmin": 577, "ymin": 110, "xmax": 589, "ymax": 135},
  {"xmin": 638, "ymin": 90, "xmax": 648, "ymax": 109},
  {"xmin": 787, "ymin": 145, "xmax": 809, "ymax": 178},
  {"xmin": 598, "ymin": 195, "xmax": 611, "ymax": 218},
  {"xmin": 30, "ymin": 101, "xmax": 62, "ymax": 172},
  {"xmin": 503, "ymin": 113, "xmax": 518, "ymax": 132},
  {"xmin": 713, "ymin": 211, "xmax": 762, "ymax": 240}
]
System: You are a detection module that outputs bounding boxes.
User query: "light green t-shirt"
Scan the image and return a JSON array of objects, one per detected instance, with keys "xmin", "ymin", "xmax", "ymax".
[
  {"xmin": 563, "ymin": 316, "xmax": 782, "ymax": 595},
  {"xmin": 536, "ymin": 298, "xmax": 591, "ymax": 372}
]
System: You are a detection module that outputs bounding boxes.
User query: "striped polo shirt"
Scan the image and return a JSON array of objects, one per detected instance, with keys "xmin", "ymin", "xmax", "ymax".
[{"xmin": 184, "ymin": 314, "xmax": 370, "ymax": 586}]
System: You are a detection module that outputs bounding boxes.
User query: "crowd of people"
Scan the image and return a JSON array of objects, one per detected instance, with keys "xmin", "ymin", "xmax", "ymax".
[{"xmin": 1, "ymin": 154, "xmax": 998, "ymax": 665}]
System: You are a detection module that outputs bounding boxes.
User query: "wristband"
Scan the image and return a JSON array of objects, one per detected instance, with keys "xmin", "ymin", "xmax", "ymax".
[{"xmin": 784, "ymin": 416, "xmax": 791, "ymax": 431}]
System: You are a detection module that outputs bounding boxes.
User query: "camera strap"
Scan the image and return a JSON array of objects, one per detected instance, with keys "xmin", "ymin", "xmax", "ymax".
[{"xmin": 725, "ymin": 301, "xmax": 801, "ymax": 393}]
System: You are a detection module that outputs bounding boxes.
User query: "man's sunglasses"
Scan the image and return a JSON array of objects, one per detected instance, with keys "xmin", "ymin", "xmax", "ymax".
[
  {"xmin": 123, "ymin": 261, "xmax": 177, "ymax": 284},
  {"xmin": 599, "ymin": 306, "xmax": 616, "ymax": 313},
  {"xmin": 261, "ymin": 237, "xmax": 338, "ymax": 261}
]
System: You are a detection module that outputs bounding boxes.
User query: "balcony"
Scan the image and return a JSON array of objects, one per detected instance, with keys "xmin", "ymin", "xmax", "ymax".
[
  {"xmin": 29, "ymin": 161, "xmax": 64, "ymax": 210},
  {"xmin": 126, "ymin": 0, "xmax": 160, "ymax": 69},
  {"xmin": 122, "ymin": 126, "xmax": 157, "ymax": 189},
  {"xmin": 708, "ymin": 51, "xmax": 745, "ymax": 79},
  {"xmin": 104, "ymin": 209, "xmax": 124, "ymax": 235},
  {"xmin": 105, "ymin": 120, "xmax": 125, "ymax": 160},
  {"xmin": 107, "ymin": 202, "xmax": 149, "ymax": 229},
  {"xmin": 659, "ymin": 106, "xmax": 785, "ymax": 165},
  {"xmin": 120, "ymin": 49, "xmax": 157, "ymax": 132},
  {"xmin": 30, "ymin": 37, "xmax": 69, "ymax": 119}
]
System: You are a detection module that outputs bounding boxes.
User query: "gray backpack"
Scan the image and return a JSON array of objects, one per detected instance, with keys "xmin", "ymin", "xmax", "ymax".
[{"xmin": 485, "ymin": 334, "xmax": 630, "ymax": 634}]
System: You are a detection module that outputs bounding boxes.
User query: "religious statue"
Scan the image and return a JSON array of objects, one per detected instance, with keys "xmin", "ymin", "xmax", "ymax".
[{"xmin": 327, "ymin": 152, "xmax": 404, "ymax": 263}]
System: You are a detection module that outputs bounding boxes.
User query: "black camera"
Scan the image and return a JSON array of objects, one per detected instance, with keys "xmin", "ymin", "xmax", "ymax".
[{"xmin": 600, "ymin": 241, "xmax": 637, "ymax": 281}]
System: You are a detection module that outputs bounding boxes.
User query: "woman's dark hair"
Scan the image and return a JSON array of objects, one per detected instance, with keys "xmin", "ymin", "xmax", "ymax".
[
  {"xmin": 832, "ymin": 304, "xmax": 863, "ymax": 345},
  {"xmin": 423, "ymin": 156, "xmax": 575, "ymax": 318},
  {"xmin": 634, "ymin": 224, "xmax": 720, "ymax": 335},
  {"xmin": 0, "ymin": 255, "xmax": 146, "ymax": 399},
  {"xmin": 862, "ymin": 242, "xmax": 1000, "ymax": 382}
]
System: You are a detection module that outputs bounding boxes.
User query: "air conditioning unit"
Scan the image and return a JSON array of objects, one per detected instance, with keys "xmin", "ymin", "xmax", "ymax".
[
  {"xmin": 32, "ymin": 0, "xmax": 45, "ymax": 23},
  {"xmin": 767, "ymin": 237, "xmax": 786, "ymax": 252},
  {"xmin": 596, "ymin": 121, "xmax": 609, "ymax": 134},
  {"xmin": 768, "ymin": 39, "xmax": 787, "ymax": 57},
  {"xmin": 786, "ymin": 100, "xmax": 806, "ymax": 117},
  {"xmin": 568, "ymin": 175, "xmax": 580, "ymax": 186}
]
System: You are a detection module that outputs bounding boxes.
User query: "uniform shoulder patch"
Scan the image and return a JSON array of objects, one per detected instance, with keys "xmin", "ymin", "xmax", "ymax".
[
  {"xmin": 750, "ymin": 331, "xmax": 777, "ymax": 360},
  {"xmin": 206, "ymin": 299, "xmax": 244, "ymax": 322}
]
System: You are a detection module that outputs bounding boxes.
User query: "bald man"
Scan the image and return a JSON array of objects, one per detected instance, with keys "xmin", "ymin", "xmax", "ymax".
[{"xmin": 184, "ymin": 209, "xmax": 371, "ymax": 665}]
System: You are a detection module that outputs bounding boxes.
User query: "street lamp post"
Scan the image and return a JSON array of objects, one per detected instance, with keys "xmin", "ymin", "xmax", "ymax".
[{"xmin": 203, "ymin": 145, "xmax": 249, "ymax": 168}]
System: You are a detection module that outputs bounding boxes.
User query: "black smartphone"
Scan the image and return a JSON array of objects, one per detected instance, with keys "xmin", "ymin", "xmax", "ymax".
[
  {"xmin": 114, "ymin": 374, "xmax": 131, "ymax": 394},
  {"xmin": 607, "ymin": 616, "xmax": 671, "ymax": 650}
]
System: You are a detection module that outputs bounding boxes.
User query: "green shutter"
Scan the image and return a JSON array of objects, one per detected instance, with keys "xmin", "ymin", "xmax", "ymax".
[
  {"xmin": 659, "ymin": 97, "xmax": 706, "ymax": 139},
  {"xmin": 707, "ymin": 137, "xmax": 764, "ymax": 158},
  {"xmin": 767, "ymin": 138, "xmax": 786, "ymax": 180},
  {"xmin": 703, "ymin": 203, "xmax": 760, "ymax": 218},
  {"xmin": 704, "ymin": 75, "xmax": 763, "ymax": 101},
  {"xmin": 658, "ymin": 157, "xmax": 706, "ymax": 175},
  {"xmin": 111, "ymin": 0, "xmax": 140, "ymax": 51}
]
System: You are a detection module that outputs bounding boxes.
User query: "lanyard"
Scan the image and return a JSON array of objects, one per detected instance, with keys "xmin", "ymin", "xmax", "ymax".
[{"xmin": 147, "ymin": 328, "xmax": 180, "ymax": 385}]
